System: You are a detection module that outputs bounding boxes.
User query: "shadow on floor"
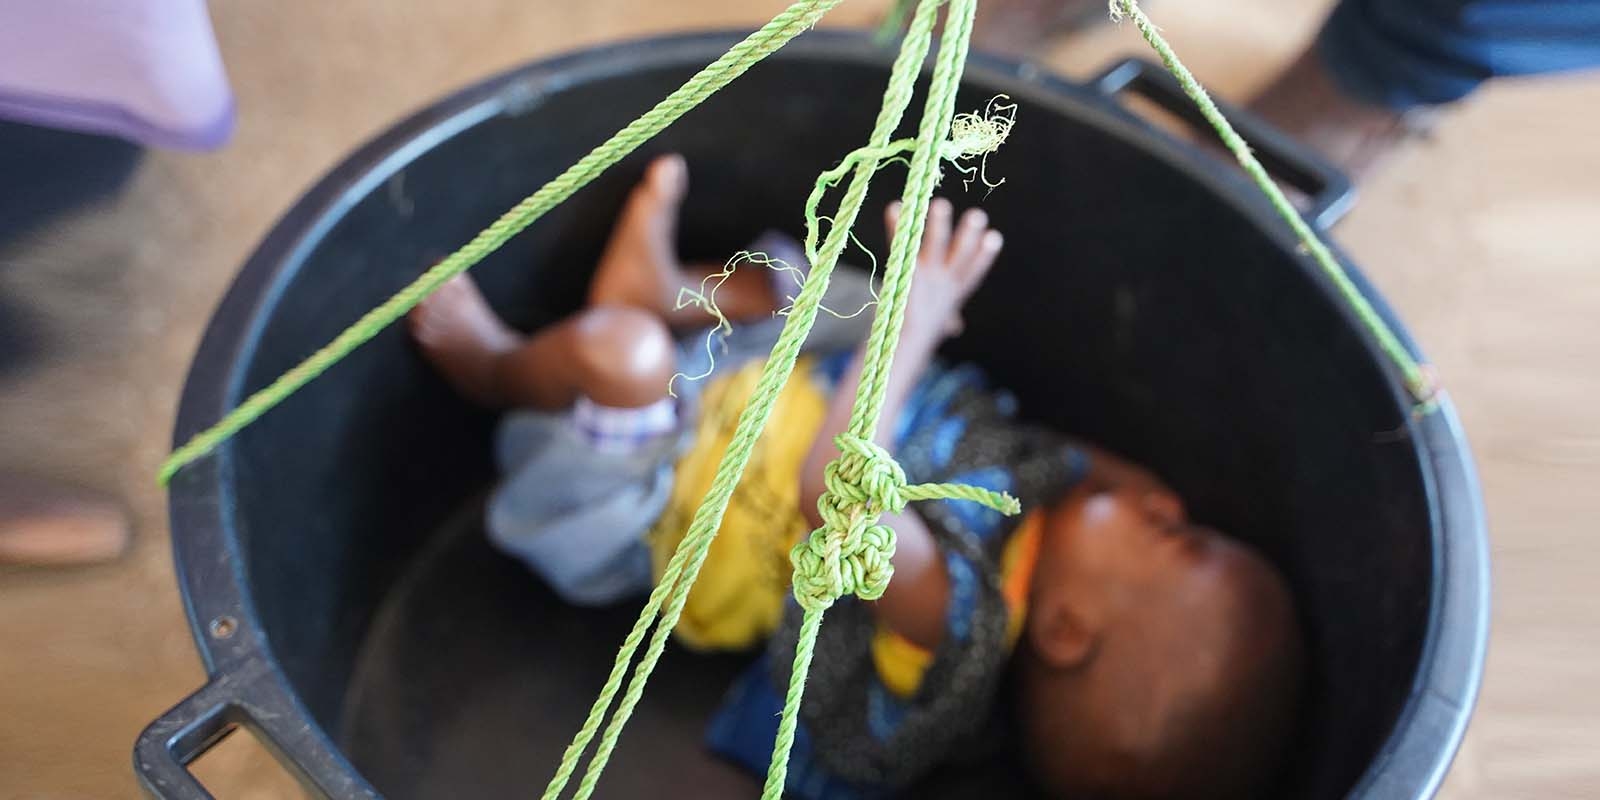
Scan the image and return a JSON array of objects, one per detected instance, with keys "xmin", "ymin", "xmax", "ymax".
[{"xmin": 0, "ymin": 120, "xmax": 143, "ymax": 378}]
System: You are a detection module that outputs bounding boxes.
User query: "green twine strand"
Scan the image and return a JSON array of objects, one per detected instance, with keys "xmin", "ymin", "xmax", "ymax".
[
  {"xmin": 547, "ymin": 1, "xmax": 1019, "ymax": 796},
  {"xmin": 847, "ymin": 0, "xmax": 978, "ymax": 443},
  {"xmin": 543, "ymin": 0, "xmax": 955, "ymax": 796},
  {"xmin": 765, "ymin": 0, "xmax": 1023, "ymax": 796},
  {"xmin": 1111, "ymin": 0, "xmax": 1438, "ymax": 411},
  {"xmin": 156, "ymin": 0, "xmax": 844, "ymax": 485},
  {"xmin": 153, "ymin": 0, "xmax": 1440, "ymax": 794}
]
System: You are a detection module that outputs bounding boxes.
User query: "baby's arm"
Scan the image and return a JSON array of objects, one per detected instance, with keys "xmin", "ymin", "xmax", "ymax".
[
  {"xmin": 799, "ymin": 199, "xmax": 1002, "ymax": 651},
  {"xmin": 799, "ymin": 308, "xmax": 951, "ymax": 649}
]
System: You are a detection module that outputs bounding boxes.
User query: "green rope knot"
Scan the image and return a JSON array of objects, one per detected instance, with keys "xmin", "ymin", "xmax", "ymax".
[
  {"xmin": 790, "ymin": 433, "xmax": 905, "ymax": 613},
  {"xmin": 789, "ymin": 433, "xmax": 1022, "ymax": 613}
]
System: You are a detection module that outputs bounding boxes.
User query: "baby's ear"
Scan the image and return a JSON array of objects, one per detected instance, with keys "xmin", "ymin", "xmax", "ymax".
[{"xmin": 1028, "ymin": 596, "xmax": 1096, "ymax": 670}]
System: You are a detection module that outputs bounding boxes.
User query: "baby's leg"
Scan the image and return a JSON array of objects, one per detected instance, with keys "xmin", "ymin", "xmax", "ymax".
[
  {"xmin": 411, "ymin": 152, "xmax": 792, "ymax": 409},
  {"xmin": 588, "ymin": 154, "xmax": 779, "ymax": 329},
  {"xmin": 409, "ymin": 275, "xmax": 674, "ymax": 410},
  {"xmin": 494, "ymin": 305, "xmax": 674, "ymax": 409}
]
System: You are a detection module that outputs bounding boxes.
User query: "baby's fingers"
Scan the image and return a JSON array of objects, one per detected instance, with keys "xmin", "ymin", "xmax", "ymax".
[
  {"xmin": 969, "ymin": 230, "xmax": 1004, "ymax": 279},
  {"xmin": 920, "ymin": 197, "xmax": 953, "ymax": 263},
  {"xmin": 948, "ymin": 208, "xmax": 991, "ymax": 274}
]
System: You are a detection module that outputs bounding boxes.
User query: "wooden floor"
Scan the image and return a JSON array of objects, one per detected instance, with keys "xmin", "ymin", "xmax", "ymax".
[{"xmin": 1, "ymin": 0, "xmax": 1595, "ymax": 797}]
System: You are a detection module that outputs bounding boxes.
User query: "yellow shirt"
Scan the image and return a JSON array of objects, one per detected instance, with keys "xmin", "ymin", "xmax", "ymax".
[
  {"xmin": 648, "ymin": 357, "xmax": 1040, "ymax": 695},
  {"xmin": 646, "ymin": 357, "xmax": 827, "ymax": 651}
]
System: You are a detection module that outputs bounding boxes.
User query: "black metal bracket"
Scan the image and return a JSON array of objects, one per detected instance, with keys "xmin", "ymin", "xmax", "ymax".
[{"xmin": 133, "ymin": 658, "xmax": 379, "ymax": 799}]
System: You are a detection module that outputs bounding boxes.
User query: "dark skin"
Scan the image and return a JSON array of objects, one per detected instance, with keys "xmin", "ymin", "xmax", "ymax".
[
  {"xmin": 806, "ymin": 314, "xmax": 1302, "ymax": 797},
  {"xmin": 798, "ymin": 196, "xmax": 1004, "ymax": 648},
  {"xmin": 1017, "ymin": 485, "xmax": 1304, "ymax": 798},
  {"xmin": 412, "ymin": 157, "xmax": 1019, "ymax": 650},
  {"xmin": 791, "ymin": 189, "xmax": 1302, "ymax": 799},
  {"xmin": 797, "ymin": 199, "xmax": 1174, "ymax": 651},
  {"xmin": 413, "ymin": 154, "xmax": 1303, "ymax": 799}
]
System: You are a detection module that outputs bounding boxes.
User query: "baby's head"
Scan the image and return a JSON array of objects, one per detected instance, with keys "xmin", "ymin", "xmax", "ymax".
[{"xmin": 1017, "ymin": 483, "xmax": 1304, "ymax": 799}]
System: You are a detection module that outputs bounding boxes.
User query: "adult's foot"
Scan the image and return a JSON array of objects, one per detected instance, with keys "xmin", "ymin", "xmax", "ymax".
[
  {"xmin": 588, "ymin": 154, "xmax": 692, "ymax": 315},
  {"xmin": 407, "ymin": 274, "xmax": 522, "ymax": 406},
  {"xmin": 0, "ymin": 474, "xmax": 130, "ymax": 566},
  {"xmin": 1248, "ymin": 47, "xmax": 1433, "ymax": 182},
  {"xmin": 969, "ymin": 0, "xmax": 1112, "ymax": 53}
]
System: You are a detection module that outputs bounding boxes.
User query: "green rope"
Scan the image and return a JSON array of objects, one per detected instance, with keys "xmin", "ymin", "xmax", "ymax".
[
  {"xmin": 156, "ymin": 0, "xmax": 843, "ymax": 485},
  {"xmin": 542, "ymin": 0, "xmax": 956, "ymax": 796},
  {"xmin": 788, "ymin": 435, "xmax": 1018, "ymax": 612},
  {"xmin": 848, "ymin": 0, "xmax": 978, "ymax": 442},
  {"xmin": 148, "ymin": 1, "xmax": 1440, "ymax": 796},
  {"xmin": 1110, "ymin": 0, "xmax": 1438, "ymax": 411},
  {"xmin": 876, "ymin": 0, "xmax": 917, "ymax": 42},
  {"xmin": 766, "ymin": 0, "xmax": 1022, "ymax": 796},
  {"xmin": 767, "ymin": 597, "xmax": 825, "ymax": 797}
]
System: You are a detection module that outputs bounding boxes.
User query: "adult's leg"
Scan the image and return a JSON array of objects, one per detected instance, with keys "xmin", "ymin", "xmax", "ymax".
[
  {"xmin": 1252, "ymin": 0, "xmax": 1600, "ymax": 176},
  {"xmin": 948, "ymin": 0, "xmax": 1600, "ymax": 179},
  {"xmin": 1318, "ymin": 0, "xmax": 1600, "ymax": 110}
]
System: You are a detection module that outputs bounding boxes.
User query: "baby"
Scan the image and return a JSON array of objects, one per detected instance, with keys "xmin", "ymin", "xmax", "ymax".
[{"xmin": 409, "ymin": 155, "xmax": 1304, "ymax": 799}]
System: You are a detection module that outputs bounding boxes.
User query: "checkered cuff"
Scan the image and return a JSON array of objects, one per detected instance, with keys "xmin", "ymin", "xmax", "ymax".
[{"xmin": 573, "ymin": 396, "xmax": 679, "ymax": 454}]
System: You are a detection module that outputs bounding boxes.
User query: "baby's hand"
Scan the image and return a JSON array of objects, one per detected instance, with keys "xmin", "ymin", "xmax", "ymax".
[{"xmin": 887, "ymin": 197, "xmax": 1004, "ymax": 338}]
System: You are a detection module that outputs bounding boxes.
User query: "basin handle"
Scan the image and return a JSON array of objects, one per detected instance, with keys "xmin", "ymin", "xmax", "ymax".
[
  {"xmin": 1091, "ymin": 56, "xmax": 1356, "ymax": 230},
  {"xmin": 134, "ymin": 659, "xmax": 378, "ymax": 799}
]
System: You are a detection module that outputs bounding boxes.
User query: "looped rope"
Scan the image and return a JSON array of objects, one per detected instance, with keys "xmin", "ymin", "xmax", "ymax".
[
  {"xmin": 791, "ymin": 434, "xmax": 904, "ymax": 612},
  {"xmin": 826, "ymin": 433, "xmax": 911, "ymax": 514},
  {"xmin": 789, "ymin": 433, "xmax": 1019, "ymax": 614}
]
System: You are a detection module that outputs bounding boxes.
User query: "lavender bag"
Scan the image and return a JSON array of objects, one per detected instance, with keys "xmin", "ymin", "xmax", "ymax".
[{"xmin": 0, "ymin": 0, "xmax": 234, "ymax": 150}]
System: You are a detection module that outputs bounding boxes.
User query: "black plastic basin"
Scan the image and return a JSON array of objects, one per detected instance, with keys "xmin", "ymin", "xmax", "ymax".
[{"xmin": 137, "ymin": 31, "xmax": 1488, "ymax": 800}]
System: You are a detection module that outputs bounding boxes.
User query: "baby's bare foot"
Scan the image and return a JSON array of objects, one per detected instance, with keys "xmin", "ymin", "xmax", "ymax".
[
  {"xmin": 588, "ymin": 154, "xmax": 690, "ymax": 314},
  {"xmin": 407, "ymin": 274, "xmax": 521, "ymax": 406},
  {"xmin": 887, "ymin": 197, "xmax": 1005, "ymax": 338}
]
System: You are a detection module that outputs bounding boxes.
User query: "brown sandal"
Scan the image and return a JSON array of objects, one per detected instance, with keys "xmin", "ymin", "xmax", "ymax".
[{"xmin": 0, "ymin": 473, "xmax": 130, "ymax": 566}]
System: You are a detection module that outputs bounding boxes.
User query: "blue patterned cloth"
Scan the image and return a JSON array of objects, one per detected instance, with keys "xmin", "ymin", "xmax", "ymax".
[{"xmin": 706, "ymin": 362, "xmax": 1089, "ymax": 798}]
